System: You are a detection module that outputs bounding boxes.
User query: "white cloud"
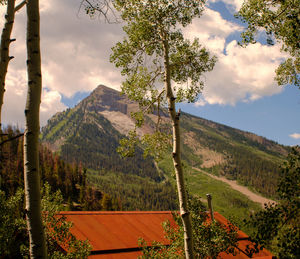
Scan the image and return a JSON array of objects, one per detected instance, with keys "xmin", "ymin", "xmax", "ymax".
[
  {"xmin": 183, "ymin": 7, "xmax": 285, "ymax": 106},
  {"xmin": 1, "ymin": 69, "xmax": 27, "ymax": 127},
  {"xmin": 1, "ymin": 0, "xmax": 124, "ymax": 127},
  {"xmin": 2, "ymin": 69, "xmax": 66, "ymax": 127},
  {"xmin": 290, "ymin": 133, "xmax": 300, "ymax": 140},
  {"xmin": 195, "ymin": 97, "xmax": 207, "ymax": 107},
  {"xmin": 199, "ymin": 41, "xmax": 284, "ymax": 105},
  {"xmin": 185, "ymin": 8, "xmax": 242, "ymax": 54},
  {"xmin": 40, "ymin": 89, "xmax": 67, "ymax": 126},
  {"xmin": 40, "ymin": 0, "xmax": 124, "ymax": 96},
  {"xmin": 0, "ymin": 1, "xmax": 290, "ymax": 127}
]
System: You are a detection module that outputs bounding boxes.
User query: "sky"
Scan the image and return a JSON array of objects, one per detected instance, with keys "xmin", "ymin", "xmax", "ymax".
[{"xmin": 1, "ymin": 0, "xmax": 299, "ymax": 146}]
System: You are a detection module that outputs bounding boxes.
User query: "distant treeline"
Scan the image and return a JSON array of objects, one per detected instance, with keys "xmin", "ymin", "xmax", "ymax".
[{"xmin": 0, "ymin": 126, "xmax": 118, "ymax": 211}]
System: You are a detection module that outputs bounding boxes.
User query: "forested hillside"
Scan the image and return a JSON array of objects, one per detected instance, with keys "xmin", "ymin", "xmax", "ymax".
[
  {"xmin": 180, "ymin": 113, "xmax": 290, "ymax": 198},
  {"xmin": 41, "ymin": 85, "xmax": 290, "ymax": 200},
  {"xmin": 0, "ymin": 126, "xmax": 118, "ymax": 210},
  {"xmin": 1, "ymin": 126, "xmax": 177, "ymax": 211}
]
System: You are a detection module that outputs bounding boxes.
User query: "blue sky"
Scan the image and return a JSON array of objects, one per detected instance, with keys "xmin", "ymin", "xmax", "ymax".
[
  {"xmin": 1, "ymin": 0, "xmax": 299, "ymax": 146},
  {"xmin": 179, "ymin": 86, "xmax": 300, "ymax": 146}
]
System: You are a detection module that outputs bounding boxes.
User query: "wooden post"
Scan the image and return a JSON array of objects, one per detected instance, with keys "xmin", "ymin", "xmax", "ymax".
[{"xmin": 206, "ymin": 193, "xmax": 214, "ymax": 222}]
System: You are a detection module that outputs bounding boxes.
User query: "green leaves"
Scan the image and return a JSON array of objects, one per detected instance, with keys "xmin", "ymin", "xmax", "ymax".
[
  {"xmin": 41, "ymin": 183, "xmax": 92, "ymax": 259},
  {"xmin": 0, "ymin": 189, "xmax": 27, "ymax": 258},
  {"xmin": 117, "ymin": 129, "xmax": 171, "ymax": 161},
  {"xmin": 138, "ymin": 196, "xmax": 238, "ymax": 258},
  {"xmin": 142, "ymin": 131, "xmax": 171, "ymax": 161},
  {"xmin": 111, "ymin": 0, "xmax": 216, "ymax": 161},
  {"xmin": 275, "ymin": 57, "xmax": 300, "ymax": 88},
  {"xmin": 117, "ymin": 129, "xmax": 139, "ymax": 157},
  {"xmin": 114, "ymin": 0, "xmax": 205, "ymax": 29},
  {"xmin": 111, "ymin": 0, "xmax": 215, "ymax": 104},
  {"xmin": 277, "ymin": 147, "xmax": 300, "ymax": 204},
  {"xmin": 0, "ymin": 184, "xmax": 92, "ymax": 258},
  {"xmin": 170, "ymin": 38, "xmax": 216, "ymax": 95},
  {"xmin": 237, "ymin": 0, "xmax": 300, "ymax": 87}
]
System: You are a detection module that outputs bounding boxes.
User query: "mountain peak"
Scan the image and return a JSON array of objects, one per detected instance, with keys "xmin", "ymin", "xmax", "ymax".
[
  {"xmin": 92, "ymin": 84, "xmax": 121, "ymax": 96},
  {"xmin": 82, "ymin": 85, "xmax": 132, "ymax": 115}
]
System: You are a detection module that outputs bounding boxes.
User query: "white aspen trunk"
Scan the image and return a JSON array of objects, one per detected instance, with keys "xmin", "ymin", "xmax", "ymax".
[
  {"xmin": 24, "ymin": 0, "xmax": 47, "ymax": 257},
  {"xmin": 163, "ymin": 39, "xmax": 194, "ymax": 259},
  {"xmin": 0, "ymin": 0, "xmax": 16, "ymax": 131}
]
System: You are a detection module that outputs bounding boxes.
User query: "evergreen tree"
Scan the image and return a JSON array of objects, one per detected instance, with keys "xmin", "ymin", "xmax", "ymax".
[{"xmin": 246, "ymin": 147, "xmax": 300, "ymax": 258}]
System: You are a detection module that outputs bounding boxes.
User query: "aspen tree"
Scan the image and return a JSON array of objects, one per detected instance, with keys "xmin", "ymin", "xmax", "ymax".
[
  {"xmin": 111, "ymin": 1, "xmax": 216, "ymax": 258},
  {"xmin": 24, "ymin": 0, "xmax": 46, "ymax": 257}
]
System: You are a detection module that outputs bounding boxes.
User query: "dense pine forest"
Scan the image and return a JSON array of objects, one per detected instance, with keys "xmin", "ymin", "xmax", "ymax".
[
  {"xmin": 1, "ymin": 126, "xmax": 178, "ymax": 211},
  {"xmin": 1, "ymin": 126, "xmax": 117, "ymax": 210}
]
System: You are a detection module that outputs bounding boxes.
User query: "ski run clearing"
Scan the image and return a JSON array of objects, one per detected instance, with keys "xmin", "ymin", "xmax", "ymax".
[{"xmin": 192, "ymin": 167, "xmax": 276, "ymax": 208}]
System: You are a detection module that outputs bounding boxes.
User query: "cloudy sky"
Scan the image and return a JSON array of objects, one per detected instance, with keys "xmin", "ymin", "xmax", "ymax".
[{"xmin": 1, "ymin": 0, "xmax": 299, "ymax": 146}]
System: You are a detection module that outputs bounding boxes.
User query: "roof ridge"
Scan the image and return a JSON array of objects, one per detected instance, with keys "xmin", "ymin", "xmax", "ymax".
[{"xmin": 58, "ymin": 211, "xmax": 173, "ymax": 215}]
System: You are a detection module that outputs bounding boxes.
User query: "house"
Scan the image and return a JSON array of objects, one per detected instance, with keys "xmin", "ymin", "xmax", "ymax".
[{"xmin": 57, "ymin": 211, "xmax": 274, "ymax": 258}]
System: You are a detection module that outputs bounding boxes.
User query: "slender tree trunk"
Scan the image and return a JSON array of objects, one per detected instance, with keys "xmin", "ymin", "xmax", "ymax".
[
  {"xmin": 0, "ymin": 0, "xmax": 16, "ymax": 131},
  {"xmin": 24, "ymin": 0, "xmax": 47, "ymax": 258},
  {"xmin": 163, "ymin": 39, "xmax": 194, "ymax": 259}
]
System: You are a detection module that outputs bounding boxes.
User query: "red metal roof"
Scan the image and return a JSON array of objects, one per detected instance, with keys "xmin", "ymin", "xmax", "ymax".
[
  {"xmin": 58, "ymin": 211, "xmax": 174, "ymax": 258},
  {"xmin": 58, "ymin": 211, "xmax": 274, "ymax": 258}
]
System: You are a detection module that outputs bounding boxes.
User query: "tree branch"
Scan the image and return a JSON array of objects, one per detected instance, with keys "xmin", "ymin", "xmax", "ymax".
[
  {"xmin": 0, "ymin": 133, "xmax": 23, "ymax": 146},
  {"xmin": 80, "ymin": 0, "xmax": 118, "ymax": 23},
  {"xmin": 14, "ymin": 0, "xmax": 27, "ymax": 12}
]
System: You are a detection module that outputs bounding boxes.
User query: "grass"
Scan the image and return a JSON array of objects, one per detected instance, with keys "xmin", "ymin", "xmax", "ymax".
[
  {"xmin": 187, "ymin": 171, "xmax": 261, "ymax": 215},
  {"xmin": 186, "ymin": 167, "xmax": 261, "ymax": 232},
  {"xmin": 158, "ymin": 155, "xmax": 261, "ymax": 234}
]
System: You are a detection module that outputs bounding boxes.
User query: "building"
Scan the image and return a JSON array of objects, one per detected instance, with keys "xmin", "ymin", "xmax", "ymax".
[{"xmin": 57, "ymin": 211, "xmax": 274, "ymax": 258}]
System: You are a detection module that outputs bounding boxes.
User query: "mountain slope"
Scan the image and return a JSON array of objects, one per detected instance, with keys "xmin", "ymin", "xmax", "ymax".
[
  {"xmin": 179, "ymin": 112, "xmax": 289, "ymax": 197},
  {"xmin": 41, "ymin": 85, "xmax": 289, "ymax": 203},
  {"xmin": 41, "ymin": 86, "xmax": 158, "ymax": 180},
  {"xmin": 41, "ymin": 85, "xmax": 177, "ymax": 210}
]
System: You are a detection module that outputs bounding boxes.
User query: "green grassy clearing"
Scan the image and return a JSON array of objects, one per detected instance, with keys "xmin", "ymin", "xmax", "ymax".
[
  {"xmin": 158, "ymin": 156, "xmax": 261, "ymax": 233},
  {"xmin": 187, "ymin": 168, "xmax": 261, "ymax": 232}
]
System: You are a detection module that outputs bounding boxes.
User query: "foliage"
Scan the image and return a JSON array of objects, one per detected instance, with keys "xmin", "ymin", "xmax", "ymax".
[
  {"xmin": 0, "ymin": 183, "xmax": 92, "ymax": 258},
  {"xmin": 118, "ymin": 129, "xmax": 171, "ymax": 161},
  {"xmin": 237, "ymin": 0, "xmax": 300, "ymax": 87},
  {"xmin": 138, "ymin": 197, "xmax": 237, "ymax": 258},
  {"xmin": 41, "ymin": 183, "xmax": 91, "ymax": 259},
  {"xmin": 81, "ymin": 0, "xmax": 116, "ymax": 22},
  {"xmin": 0, "ymin": 188, "xmax": 27, "ymax": 258},
  {"xmin": 110, "ymin": 0, "xmax": 216, "ymax": 155},
  {"xmin": 111, "ymin": 1, "xmax": 217, "ymax": 256},
  {"xmin": 245, "ymin": 147, "xmax": 300, "ymax": 258}
]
